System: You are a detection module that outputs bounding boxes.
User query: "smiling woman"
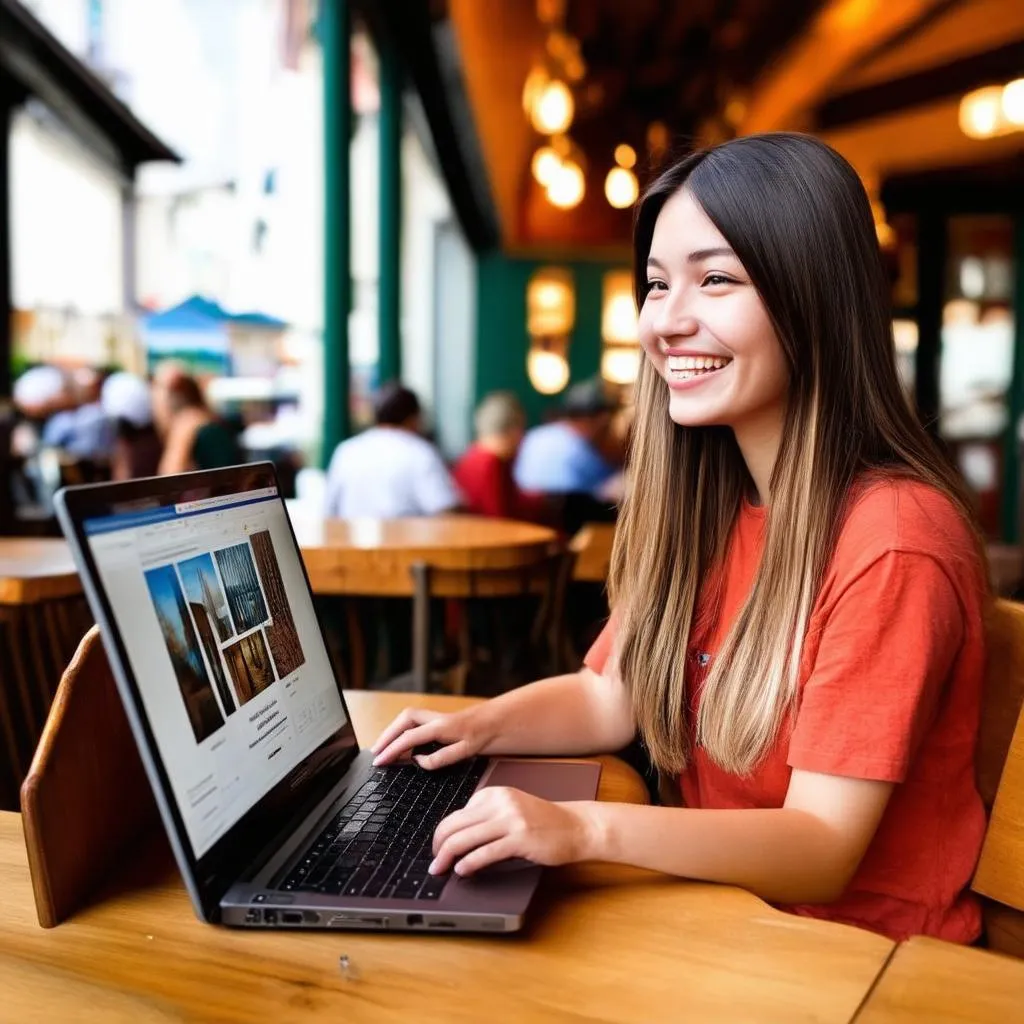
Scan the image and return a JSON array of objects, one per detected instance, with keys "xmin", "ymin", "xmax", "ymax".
[{"xmin": 371, "ymin": 133, "xmax": 991, "ymax": 948}]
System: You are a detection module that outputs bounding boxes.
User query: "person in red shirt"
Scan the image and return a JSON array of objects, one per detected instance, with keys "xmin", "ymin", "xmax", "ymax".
[
  {"xmin": 453, "ymin": 392, "xmax": 548, "ymax": 522},
  {"xmin": 369, "ymin": 134, "xmax": 989, "ymax": 944}
]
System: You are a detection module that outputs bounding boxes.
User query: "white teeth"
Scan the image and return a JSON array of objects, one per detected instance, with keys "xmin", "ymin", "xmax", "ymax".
[{"xmin": 666, "ymin": 355, "xmax": 730, "ymax": 372}]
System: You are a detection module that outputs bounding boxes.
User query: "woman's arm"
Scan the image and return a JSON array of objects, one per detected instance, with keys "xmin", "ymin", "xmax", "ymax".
[
  {"xmin": 576, "ymin": 769, "xmax": 893, "ymax": 903},
  {"xmin": 430, "ymin": 768, "xmax": 893, "ymax": 905},
  {"xmin": 372, "ymin": 666, "xmax": 636, "ymax": 767},
  {"xmin": 483, "ymin": 667, "xmax": 636, "ymax": 756}
]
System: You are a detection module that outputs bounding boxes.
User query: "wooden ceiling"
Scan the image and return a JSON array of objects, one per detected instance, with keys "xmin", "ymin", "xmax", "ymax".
[{"xmin": 437, "ymin": 0, "xmax": 1024, "ymax": 253}]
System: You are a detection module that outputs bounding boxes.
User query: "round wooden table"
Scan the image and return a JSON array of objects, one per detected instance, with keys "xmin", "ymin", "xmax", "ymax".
[
  {"xmin": 0, "ymin": 539, "xmax": 80, "ymax": 605},
  {"xmin": 286, "ymin": 511, "xmax": 563, "ymax": 693},
  {"xmin": 287, "ymin": 510, "xmax": 559, "ymax": 597}
]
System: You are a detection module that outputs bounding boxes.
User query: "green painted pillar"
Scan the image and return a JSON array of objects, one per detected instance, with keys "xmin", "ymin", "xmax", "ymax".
[
  {"xmin": 1001, "ymin": 215, "xmax": 1024, "ymax": 543},
  {"xmin": 320, "ymin": 0, "xmax": 351, "ymax": 465},
  {"xmin": 377, "ymin": 36, "xmax": 402, "ymax": 386}
]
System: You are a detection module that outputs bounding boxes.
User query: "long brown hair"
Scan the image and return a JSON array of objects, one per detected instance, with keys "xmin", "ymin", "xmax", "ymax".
[{"xmin": 609, "ymin": 133, "xmax": 982, "ymax": 776}]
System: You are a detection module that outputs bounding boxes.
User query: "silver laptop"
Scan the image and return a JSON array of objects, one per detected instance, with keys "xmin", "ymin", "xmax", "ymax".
[{"xmin": 55, "ymin": 463, "xmax": 600, "ymax": 932}]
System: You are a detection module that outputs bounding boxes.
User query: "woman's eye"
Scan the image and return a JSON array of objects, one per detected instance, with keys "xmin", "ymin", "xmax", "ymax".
[
  {"xmin": 702, "ymin": 273, "xmax": 733, "ymax": 287},
  {"xmin": 646, "ymin": 280, "xmax": 668, "ymax": 293}
]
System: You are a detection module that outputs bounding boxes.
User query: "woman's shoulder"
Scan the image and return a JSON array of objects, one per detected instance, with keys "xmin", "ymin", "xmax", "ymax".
[{"xmin": 835, "ymin": 476, "xmax": 980, "ymax": 575}]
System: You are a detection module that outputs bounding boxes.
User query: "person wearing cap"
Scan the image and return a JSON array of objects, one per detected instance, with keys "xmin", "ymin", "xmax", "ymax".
[
  {"xmin": 452, "ymin": 392, "xmax": 549, "ymax": 522},
  {"xmin": 324, "ymin": 382, "xmax": 461, "ymax": 519},
  {"xmin": 40, "ymin": 367, "xmax": 115, "ymax": 462},
  {"xmin": 102, "ymin": 372, "xmax": 163, "ymax": 480},
  {"xmin": 513, "ymin": 378, "xmax": 619, "ymax": 499}
]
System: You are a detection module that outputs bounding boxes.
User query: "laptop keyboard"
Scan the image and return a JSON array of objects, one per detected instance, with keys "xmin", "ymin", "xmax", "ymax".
[{"xmin": 279, "ymin": 758, "xmax": 487, "ymax": 901}]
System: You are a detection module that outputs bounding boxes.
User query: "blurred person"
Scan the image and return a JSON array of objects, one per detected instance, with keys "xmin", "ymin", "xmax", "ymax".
[
  {"xmin": 11, "ymin": 365, "xmax": 68, "ymax": 457},
  {"xmin": 513, "ymin": 378, "xmax": 619, "ymax": 499},
  {"xmin": 324, "ymin": 382, "xmax": 460, "ymax": 518},
  {"xmin": 41, "ymin": 367, "xmax": 114, "ymax": 461},
  {"xmin": 150, "ymin": 359, "xmax": 190, "ymax": 438},
  {"xmin": 158, "ymin": 374, "xmax": 244, "ymax": 474},
  {"xmin": 101, "ymin": 372, "xmax": 162, "ymax": 480},
  {"xmin": 453, "ymin": 392, "xmax": 548, "ymax": 521}
]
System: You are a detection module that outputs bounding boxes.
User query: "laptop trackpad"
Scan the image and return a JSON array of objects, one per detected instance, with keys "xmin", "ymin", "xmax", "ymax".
[{"xmin": 483, "ymin": 759, "xmax": 601, "ymax": 803}]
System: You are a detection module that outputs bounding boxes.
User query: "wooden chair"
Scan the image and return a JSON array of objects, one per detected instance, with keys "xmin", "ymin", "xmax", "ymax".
[
  {"xmin": 973, "ymin": 599, "xmax": 1024, "ymax": 957},
  {"xmin": 20, "ymin": 625, "xmax": 157, "ymax": 927}
]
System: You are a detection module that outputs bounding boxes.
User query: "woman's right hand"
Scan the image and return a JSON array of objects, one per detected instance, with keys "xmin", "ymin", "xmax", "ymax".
[{"xmin": 370, "ymin": 704, "xmax": 498, "ymax": 770}]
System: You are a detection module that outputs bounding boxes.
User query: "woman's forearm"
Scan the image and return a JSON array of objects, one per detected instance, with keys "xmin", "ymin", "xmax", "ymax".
[
  {"xmin": 479, "ymin": 668, "xmax": 635, "ymax": 758},
  {"xmin": 576, "ymin": 802, "xmax": 862, "ymax": 905}
]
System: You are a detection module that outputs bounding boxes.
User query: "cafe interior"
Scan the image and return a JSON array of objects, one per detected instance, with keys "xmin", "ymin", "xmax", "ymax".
[{"xmin": 2, "ymin": 0, "xmax": 1024, "ymax": 1018}]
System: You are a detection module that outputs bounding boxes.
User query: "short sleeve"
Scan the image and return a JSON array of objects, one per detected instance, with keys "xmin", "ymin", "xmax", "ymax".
[
  {"xmin": 788, "ymin": 551, "xmax": 964, "ymax": 783},
  {"xmin": 413, "ymin": 449, "xmax": 461, "ymax": 515}
]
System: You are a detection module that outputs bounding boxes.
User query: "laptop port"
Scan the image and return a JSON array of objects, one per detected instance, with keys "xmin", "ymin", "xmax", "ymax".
[
  {"xmin": 245, "ymin": 909, "xmax": 260, "ymax": 923},
  {"xmin": 406, "ymin": 913, "xmax": 424, "ymax": 927},
  {"xmin": 263, "ymin": 909, "xmax": 278, "ymax": 925},
  {"xmin": 428, "ymin": 921, "xmax": 456, "ymax": 928},
  {"xmin": 282, "ymin": 912, "xmax": 303, "ymax": 925}
]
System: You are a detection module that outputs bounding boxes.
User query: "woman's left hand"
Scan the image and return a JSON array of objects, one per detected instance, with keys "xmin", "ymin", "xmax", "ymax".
[{"xmin": 429, "ymin": 787, "xmax": 596, "ymax": 877}]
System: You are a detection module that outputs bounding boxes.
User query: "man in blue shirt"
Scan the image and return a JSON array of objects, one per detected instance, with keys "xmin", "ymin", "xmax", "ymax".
[{"xmin": 514, "ymin": 378, "xmax": 619, "ymax": 497}]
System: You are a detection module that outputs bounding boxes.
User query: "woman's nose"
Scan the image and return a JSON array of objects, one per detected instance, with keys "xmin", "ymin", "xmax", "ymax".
[{"xmin": 653, "ymin": 298, "xmax": 700, "ymax": 341}]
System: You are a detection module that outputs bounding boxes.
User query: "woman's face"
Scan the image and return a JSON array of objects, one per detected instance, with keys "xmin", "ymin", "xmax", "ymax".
[{"xmin": 638, "ymin": 188, "xmax": 789, "ymax": 435}]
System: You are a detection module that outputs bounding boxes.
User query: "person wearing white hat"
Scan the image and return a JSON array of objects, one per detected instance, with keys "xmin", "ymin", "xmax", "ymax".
[{"xmin": 101, "ymin": 372, "xmax": 162, "ymax": 480}]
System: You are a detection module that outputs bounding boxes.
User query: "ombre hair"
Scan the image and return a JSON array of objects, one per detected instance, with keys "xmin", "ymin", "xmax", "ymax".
[{"xmin": 609, "ymin": 133, "xmax": 982, "ymax": 776}]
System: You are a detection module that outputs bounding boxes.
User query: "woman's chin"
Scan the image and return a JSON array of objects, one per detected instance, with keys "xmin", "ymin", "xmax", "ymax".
[{"xmin": 667, "ymin": 394, "xmax": 723, "ymax": 428}]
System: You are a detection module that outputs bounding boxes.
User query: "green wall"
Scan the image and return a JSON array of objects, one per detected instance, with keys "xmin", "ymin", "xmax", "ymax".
[{"xmin": 475, "ymin": 254, "xmax": 629, "ymax": 427}]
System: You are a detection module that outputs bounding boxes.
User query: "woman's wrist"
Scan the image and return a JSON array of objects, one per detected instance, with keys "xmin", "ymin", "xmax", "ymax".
[{"xmin": 571, "ymin": 801, "xmax": 612, "ymax": 862}]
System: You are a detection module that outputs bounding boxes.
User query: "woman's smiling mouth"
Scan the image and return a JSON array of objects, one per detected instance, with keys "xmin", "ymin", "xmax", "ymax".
[{"xmin": 666, "ymin": 354, "xmax": 732, "ymax": 381}]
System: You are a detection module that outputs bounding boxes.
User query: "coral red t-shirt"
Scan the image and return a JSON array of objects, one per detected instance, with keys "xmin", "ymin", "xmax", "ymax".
[{"xmin": 584, "ymin": 479, "xmax": 988, "ymax": 942}]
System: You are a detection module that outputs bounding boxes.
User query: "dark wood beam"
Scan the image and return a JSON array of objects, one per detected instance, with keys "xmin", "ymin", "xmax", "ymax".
[
  {"xmin": 0, "ymin": 0, "xmax": 178, "ymax": 170},
  {"xmin": 357, "ymin": 0, "xmax": 499, "ymax": 252},
  {"xmin": 819, "ymin": 39, "xmax": 1024, "ymax": 130},
  {"xmin": 740, "ymin": 0, "xmax": 952, "ymax": 134}
]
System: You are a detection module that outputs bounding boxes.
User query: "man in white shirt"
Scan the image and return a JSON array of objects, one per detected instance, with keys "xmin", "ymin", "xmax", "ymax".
[{"xmin": 324, "ymin": 383, "xmax": 461, "ymax": 518}]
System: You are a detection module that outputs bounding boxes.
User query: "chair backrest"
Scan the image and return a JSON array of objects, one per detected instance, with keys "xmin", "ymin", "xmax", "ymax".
[
  {"xmin": 973, "ymin": 599, "xmax": 1024, "ymax": 956},
  {"xmin": 977, "ymin": 600, "xmax": 1024, "ymax": 808},
  {"xmin": 21, "ymin": 625, "xmax": 157, "ymax": 927}
]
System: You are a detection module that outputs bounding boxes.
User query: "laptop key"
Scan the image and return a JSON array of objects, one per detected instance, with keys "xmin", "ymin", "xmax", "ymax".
[{"xmin": 417, "ymin": 875, "xmax": 448, "ymax": 900}]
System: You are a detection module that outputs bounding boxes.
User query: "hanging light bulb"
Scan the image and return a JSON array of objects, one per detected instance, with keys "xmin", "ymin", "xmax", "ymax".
[
  {"xmin": 531, "ymin": 79, "xmax": 575, "ymax": 135},
  {"xmin": 959, "ymin": 86, "xmax": 1004, "ymax": 138},
  {"xmin": 531, "ymin": 145, "xmax": 562, "ymax": 187},
  {"xmin": 527, "ymin": 350, "xmax": 570, "ymax": 394},
  {"xmin": 601, "ymin": 347, "xmax": 641, "ymax": 385},
  {"xmin": 546, "ymin": 159, "xmax": 585, "ymax": 209},
  {"xmin": 604, "ymin": 166, "xmax": 638, "ymax": 209},
  {"xmin": 522, "ymin": 65, "xmax": 549, "ymax": 118},
  {"xmin": 613, "ymin": 143, "xmax": 637, "ymax": 169},
  {"xmin": 1003, "ymin": 78, "xmax": 1024, "ymax": 126}
]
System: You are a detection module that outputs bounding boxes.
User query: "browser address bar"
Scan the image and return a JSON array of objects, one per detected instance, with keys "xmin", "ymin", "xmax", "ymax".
[{"xmin": 174, "ymin": 487, "xmax": 278, "ymax": 514}]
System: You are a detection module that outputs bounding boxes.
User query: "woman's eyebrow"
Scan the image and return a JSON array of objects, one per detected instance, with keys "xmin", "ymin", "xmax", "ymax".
[{"xmin": 687, "ymin": 246, "xmax": 735, "ymax": 262}]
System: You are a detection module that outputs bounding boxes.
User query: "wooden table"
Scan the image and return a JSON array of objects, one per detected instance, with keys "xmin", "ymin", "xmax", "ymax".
[
  {"xmin": 0, "ymin": 689, "xmax": 894, "ymax": 1022},
  {"xmin": 856, "ymin": 935, "xmax": 1024, "ymax": 1023},
  {"xmin": 0, "ymin": 538, "xmax": 90, "ymax": 809},
  {"xmin": 289, "ymin": 512, "xmax": 562, "ymax": 692},
  {"xmin": 571, "ymin": 522, "xmax": 615, "ymax": 583},
  {"xmin": 288, "ymin": 510, "xmax": 559, "ymax": 597},
  {"xmin": 0, "ymin": 539, "xmax": 80, "ymax": 605}
]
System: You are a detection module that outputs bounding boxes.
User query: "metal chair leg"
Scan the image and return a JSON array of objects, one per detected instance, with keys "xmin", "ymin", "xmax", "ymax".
[{"xmin": 410, "ymin": 562, "xmax": 431, "ymax": 693}]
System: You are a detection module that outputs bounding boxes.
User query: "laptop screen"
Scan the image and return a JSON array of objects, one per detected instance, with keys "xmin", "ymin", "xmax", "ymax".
[{"xmin": 83, "ymin": 480, "xmax": 348, "ymax": 859}]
